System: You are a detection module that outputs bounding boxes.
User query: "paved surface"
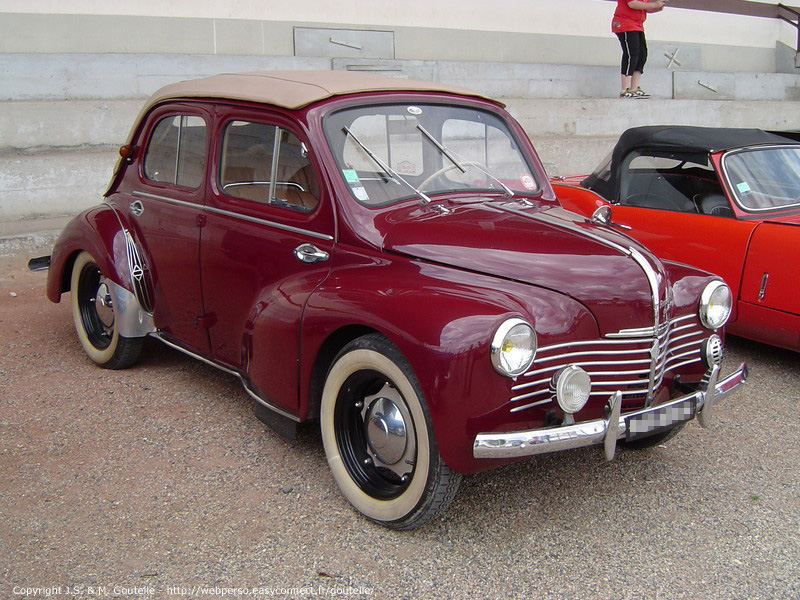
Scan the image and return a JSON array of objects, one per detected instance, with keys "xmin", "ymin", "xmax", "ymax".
[{"xmin": 1, "ymin": 253, "xmax": 798, "ymax": 600}]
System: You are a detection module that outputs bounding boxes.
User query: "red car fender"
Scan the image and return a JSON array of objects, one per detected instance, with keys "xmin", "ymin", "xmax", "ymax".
[
  {"xmin": 46, "ymin": 204, "xmax": 138, "ymax": 303},
  {"xmin": 552, "ymin": 181, "xmax": 609, "ymax": 216}
]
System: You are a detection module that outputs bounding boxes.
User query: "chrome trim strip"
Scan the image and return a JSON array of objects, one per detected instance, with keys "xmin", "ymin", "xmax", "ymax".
[
  {"xmin": 474, "ymin": 363, "xmax": 747, "ymax": 459},
  {"xmin": 133, "ymin": 190, "xmax": 200, "ymax": 210},
  {"xmin": 203, "ymin": 205, "xmax": 333, "ymax": 241},
  {"xmin": 483, "ymin": 202, "xmax": 632, "ymax": 255},
  {"xmin": 151, "ymin": 333, "xmax": 301, "ymax": 423},
  {"xmin": 132, "ymin": 190, "xmax": 334, "ymax": 242},
  {"xmin": 509, "ymin": 398, "xmax": 553, "ymax": 413}
]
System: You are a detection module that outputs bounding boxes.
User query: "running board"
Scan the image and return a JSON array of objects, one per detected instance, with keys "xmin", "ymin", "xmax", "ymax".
[{"xmin": 151, "ymin": 332, "xmax": 299, "ymax": 439}]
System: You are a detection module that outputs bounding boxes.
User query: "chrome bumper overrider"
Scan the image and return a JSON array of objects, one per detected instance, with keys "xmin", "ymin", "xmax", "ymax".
[{"xmin": 474, "ymin": 363, "xmax": 748, "ymax": 461}]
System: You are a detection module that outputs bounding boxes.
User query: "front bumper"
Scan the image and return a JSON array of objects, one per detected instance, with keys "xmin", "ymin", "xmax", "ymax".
[{"xmin": 474, "ymin": 362, "xmax": 748, "ymax": 461}]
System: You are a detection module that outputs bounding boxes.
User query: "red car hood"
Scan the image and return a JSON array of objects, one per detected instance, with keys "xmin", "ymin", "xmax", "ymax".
[{"xmin": 380, "ymin": 200, "xmax": 662, "ymax": 334}]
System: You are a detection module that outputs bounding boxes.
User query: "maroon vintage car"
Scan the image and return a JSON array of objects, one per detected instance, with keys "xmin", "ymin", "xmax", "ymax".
[{"xmin": 36, "ymin": 71, "xmax": 746, "ymax": 528}]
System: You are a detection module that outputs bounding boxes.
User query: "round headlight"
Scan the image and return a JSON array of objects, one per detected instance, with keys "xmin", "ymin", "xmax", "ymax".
[
  {"xmin": 490, "ymin": 318, "xmax": 536, "ymax": 377},
  {"xmin": 553, "ymin": 365, "xmax": 592, "ymax": 414},
  {"xmin": 700, "ymin": 281, "xmax": 732, "ymax": 329}
]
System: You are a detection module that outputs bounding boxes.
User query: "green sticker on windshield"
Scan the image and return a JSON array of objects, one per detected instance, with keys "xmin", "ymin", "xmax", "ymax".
[
  {"xmin": 343, "ymin": 169, "xmax": 360, "ymax": 183},
  {"xmin": 737, "ymin": 182, "xmax": 751, "ymax": 193}
]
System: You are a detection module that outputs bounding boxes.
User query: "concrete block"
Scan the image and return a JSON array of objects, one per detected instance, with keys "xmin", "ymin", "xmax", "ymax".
[
  {"xmin": 0, "ymin": 54, "xmax": 331, "ymax": 101},
  {"xmin": 0, "ymin": 100, "xmax": 143, "ymax": 151},
  {"xmin": 0, "ymin": 150, "xmax": 115, "ymax": 221}
]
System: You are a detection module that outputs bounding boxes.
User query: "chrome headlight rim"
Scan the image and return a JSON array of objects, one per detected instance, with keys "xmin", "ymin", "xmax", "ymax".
[
  {"xmin": 490, "ymin": 318, "xmax": 537, "ymax": 378},
  {"xmin": 699, "ymin": 280, "xmax": 733, "ymax": 330},
  {"xmin": 553, "ymin": 365, "xmax": 592, "ymax": 414}
]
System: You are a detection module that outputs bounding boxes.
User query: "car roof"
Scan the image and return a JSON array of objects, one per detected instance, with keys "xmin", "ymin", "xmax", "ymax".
[
  {"xmin": 107, "ymin": 70, "xmax": 502, "ymax": 196},
  {"xmin": 613, "ymin": 125, "xmax": 796, "ymax": 156},
  {"xmin": 582, "ymin": 125, "xmax": 799, "ymax": 200},
  {"xmin": 142, "ymin": 70, "xmax": 501, "ymax": 112}
]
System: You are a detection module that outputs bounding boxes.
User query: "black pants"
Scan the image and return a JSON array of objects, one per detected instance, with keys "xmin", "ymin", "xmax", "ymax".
[{"xmin": 617, "ymin": 30, "xmax": 647, "ymax": 76}]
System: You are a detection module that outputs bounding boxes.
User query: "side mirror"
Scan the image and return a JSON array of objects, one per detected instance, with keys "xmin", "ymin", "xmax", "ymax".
[
  {"xmin": 591, "ymin": 205, "xmax": 631, "ymax": 230},
  {"xmin": 591, "ymin": 205, "xmax": 612, "ymax": 226}
]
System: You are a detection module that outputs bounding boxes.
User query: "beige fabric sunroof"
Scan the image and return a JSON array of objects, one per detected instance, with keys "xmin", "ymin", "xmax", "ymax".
[{"xmin": 144, "ymin": 70, "xmax": 500, "ymax": 111}]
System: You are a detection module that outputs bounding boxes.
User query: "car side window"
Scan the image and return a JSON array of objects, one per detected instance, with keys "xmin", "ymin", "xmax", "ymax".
[
  {"xmin": 620, "ymin": 151, "xmax": 724, "ymax": 214},
  {"xmin": 219, "ymin": 121, "xmax": 319, "ymax": 212},
  {"xmin": 143, "ymin": 115, "xmax": 207, "ymax": 188}
]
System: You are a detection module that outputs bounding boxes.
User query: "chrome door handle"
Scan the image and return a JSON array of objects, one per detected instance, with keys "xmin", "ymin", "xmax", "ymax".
[
  {"xmin": 294, "ymin": 243, "xmax": 329, "ymax": 264},
  {"xmin": 130, "ymin": 200, "xmax": 144, "ymax": 216}
]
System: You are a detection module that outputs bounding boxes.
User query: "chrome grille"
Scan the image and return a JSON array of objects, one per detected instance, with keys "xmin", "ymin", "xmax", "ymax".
[{"xmin": 509, "ymin": 314, "xmax": 706, "ymax": 414}]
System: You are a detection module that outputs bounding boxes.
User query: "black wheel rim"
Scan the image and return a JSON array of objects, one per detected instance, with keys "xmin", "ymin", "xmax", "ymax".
[
  {"xmin": 76, "ymin": 263, "xmax": 114, "ymax": 350},
  {"xmin": 334, "ymin": 370, "xmax": 416, "ymax": 500}
]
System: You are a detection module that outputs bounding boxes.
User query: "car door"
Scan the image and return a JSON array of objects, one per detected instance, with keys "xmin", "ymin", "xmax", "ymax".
[
  {"xmin": 200, "ymin": 109, "xmax": 334, "ymax": 415},
  {"xmin": 740, "ymin": 221, "xmax": 800, "ymax": 315},
  {"xmin": 121, "ymin": 104, "xmax": 212, "ymax": 353}
]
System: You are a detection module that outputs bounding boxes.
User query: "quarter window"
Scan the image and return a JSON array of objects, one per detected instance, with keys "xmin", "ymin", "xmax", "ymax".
[
  {"xmin": 219, "ymin": 121, "xmax": 319, "ymax": 212},
  {"xmin": 143, "ymin": 115, "xmax": 207, "ymax": 188}
]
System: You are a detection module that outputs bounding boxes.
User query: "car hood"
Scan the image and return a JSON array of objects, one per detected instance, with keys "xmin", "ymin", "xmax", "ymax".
[{"xmin": 379, "ymin": 200, "xmax": 664, "ymax": 334}]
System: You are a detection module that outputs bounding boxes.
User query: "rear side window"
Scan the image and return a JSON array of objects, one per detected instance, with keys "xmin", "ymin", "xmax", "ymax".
[{"xmin": 144, "ymin": 115, "xmax": 207, "ymax": 188}]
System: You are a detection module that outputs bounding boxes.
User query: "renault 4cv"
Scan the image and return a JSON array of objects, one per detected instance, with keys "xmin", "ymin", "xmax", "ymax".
[{"xmin": 35, "ymin": 71, "xmax": 747, "ymax": 529}]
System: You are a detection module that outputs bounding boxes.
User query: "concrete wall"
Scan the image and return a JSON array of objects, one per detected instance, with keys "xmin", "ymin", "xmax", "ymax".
[
  {"xmin": 0, "ymin": 2, "xmax": 796, "ymax": 73},
  {"xmin": 1, "ymin": 1, "xmax": 799, "ymax": 231}
]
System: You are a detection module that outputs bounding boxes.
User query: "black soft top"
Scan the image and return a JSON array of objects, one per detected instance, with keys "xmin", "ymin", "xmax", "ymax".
[{"xmin": 583, "ymin": 125, "xmax": 797, "ymax": 199}]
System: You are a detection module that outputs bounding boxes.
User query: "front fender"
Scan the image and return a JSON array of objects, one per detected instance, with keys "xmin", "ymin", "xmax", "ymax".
[
  {"xmin": 552, "ymin": 181, "xmax": 609, "ymax": 218},
  {"xmin": 300, "ymin": 250, "xmax": 599, "ymax": 474}
]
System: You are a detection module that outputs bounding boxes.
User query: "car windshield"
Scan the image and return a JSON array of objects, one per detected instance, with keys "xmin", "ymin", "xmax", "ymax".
[
  {"xmin": 324, "ymin": 103, "xmax": 539, "ymax": 206},
  {"xmin": 723, "ymin": 146, "xmax": 800, "ymax": 212}
]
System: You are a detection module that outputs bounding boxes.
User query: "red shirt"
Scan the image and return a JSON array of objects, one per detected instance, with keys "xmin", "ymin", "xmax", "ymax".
[{"xmin": 612, "ymin": 0, "xmax": 647, "ymax": 33}]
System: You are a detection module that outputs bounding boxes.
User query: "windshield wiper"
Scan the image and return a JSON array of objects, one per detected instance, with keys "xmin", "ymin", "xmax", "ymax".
[
  {"xmin": 343, "ymin": 126, "xmax": 432, "ymax": 204},
  {"xmin": 416, "ymin": 124, "xmax": 514, "ymax": 197},
  {"xmin": 416, "ymin": 124, "xmax": 466, "ymax": 174}
]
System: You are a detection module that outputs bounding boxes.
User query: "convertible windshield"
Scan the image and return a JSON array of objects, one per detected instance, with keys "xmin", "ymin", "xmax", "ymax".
[
  {"xmin": 324, "ymin": 103, "xmax": 539, "ymax": 205},
  {"xmin": 723, "ymin": 146, "xmax": 800, "ymax": 212}
]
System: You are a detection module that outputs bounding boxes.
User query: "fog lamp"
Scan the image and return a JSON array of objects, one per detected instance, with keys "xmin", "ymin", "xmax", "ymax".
[
  {"xmin": 553, "ymin": 365, "xmax": 591, "ymax": 414},
  {"xmin": 702, "ymin": 334, "xmax": 724, "ymax": 369}
]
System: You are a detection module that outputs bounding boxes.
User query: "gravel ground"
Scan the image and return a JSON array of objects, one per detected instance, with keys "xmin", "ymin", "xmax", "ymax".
[{"xmin": 1, "ymin": 253, "xmax": 798, "ymax": 600}]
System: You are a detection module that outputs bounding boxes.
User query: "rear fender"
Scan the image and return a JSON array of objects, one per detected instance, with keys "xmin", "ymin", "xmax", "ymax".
[{"xmin": 46, "ymin": 204, "xmax": 155, "ymax": 336}]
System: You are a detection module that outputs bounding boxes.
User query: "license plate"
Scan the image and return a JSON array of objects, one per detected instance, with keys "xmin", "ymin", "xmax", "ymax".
[{"xmin": 626, "ymin": 397, "xmax": 696, "ymax": 441}]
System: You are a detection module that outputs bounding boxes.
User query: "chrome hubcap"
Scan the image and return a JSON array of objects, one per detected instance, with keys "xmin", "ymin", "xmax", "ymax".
[
  {"xmin": 360, "ymin": 382, "xmax": 416, "ymax": 480},
  {"xmin": 92, "ymin": 280, "xmax": 115, "ymax": 330}
]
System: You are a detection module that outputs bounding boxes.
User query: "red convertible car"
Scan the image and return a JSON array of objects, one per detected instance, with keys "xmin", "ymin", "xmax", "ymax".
[
  {"xmin": 34, "ymin": 74, "xmax": 746, "ymax": 528},
  {"xmin": 555, "ymin": 126, "xmax": 800, "ymax": 352}
]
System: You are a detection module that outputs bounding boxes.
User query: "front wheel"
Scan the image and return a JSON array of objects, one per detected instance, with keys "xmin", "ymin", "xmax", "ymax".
[
  {"xmin": 320, "ymin": 334, "xmax": 460, "ymax": 529},
  {"xmin": 70, "ymin": 251, "xmax": 144, "ymax": 369}
]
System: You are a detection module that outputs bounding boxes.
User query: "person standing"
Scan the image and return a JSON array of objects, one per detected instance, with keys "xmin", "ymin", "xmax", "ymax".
[{"xmin": 613, "ymin": 0, "xmax": 666, "ymax": 98}]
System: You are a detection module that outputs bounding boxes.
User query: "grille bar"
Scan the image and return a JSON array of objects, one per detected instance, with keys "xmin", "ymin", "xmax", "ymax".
[{"xmin": 509, "ymin": 314, "xmax": 707, "ymax": 412}]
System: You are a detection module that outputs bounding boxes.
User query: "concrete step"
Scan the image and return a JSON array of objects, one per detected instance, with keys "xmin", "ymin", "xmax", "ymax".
[{"xmin": 0, "ymin": 148, "xmax": 115, "ymax": 222}]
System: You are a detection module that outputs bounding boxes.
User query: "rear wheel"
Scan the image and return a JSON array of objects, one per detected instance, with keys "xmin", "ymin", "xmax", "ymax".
[
  {"xmin": 70, "ymin": 251, "xmax": 143, "ymax": 369},
  {"xmin": 320, "ymin": 334, "xmax": 460, "ymax": 529}
]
